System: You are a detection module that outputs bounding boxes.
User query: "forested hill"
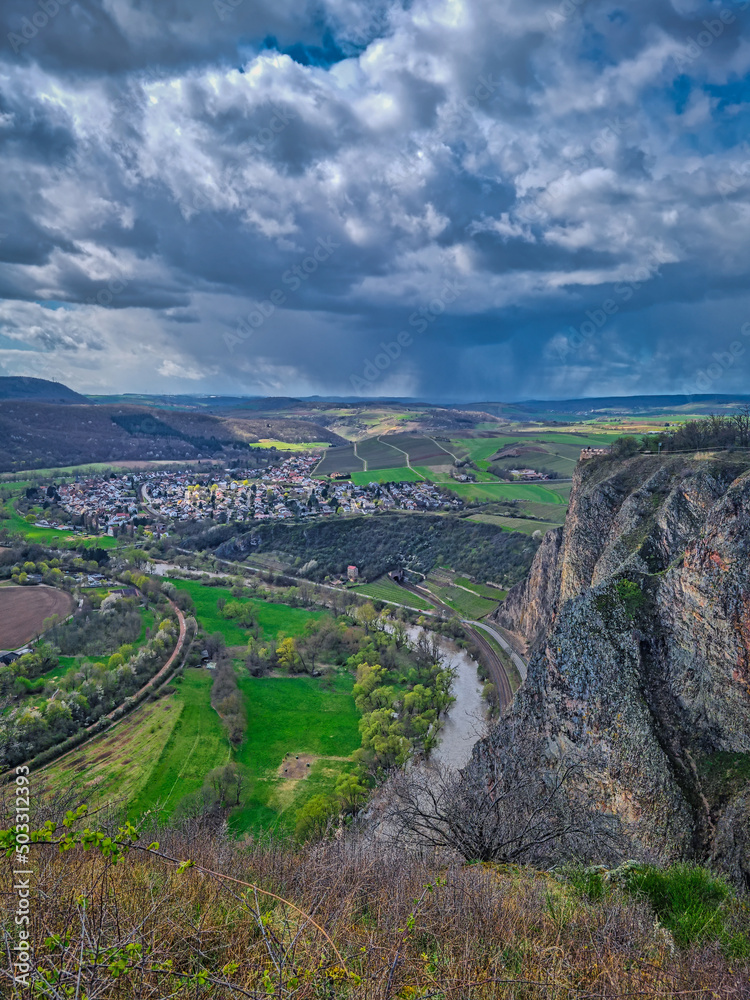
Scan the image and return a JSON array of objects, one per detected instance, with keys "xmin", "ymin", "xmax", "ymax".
[
  {"xmin": 0, "ymin": 376, "xmax": 88, "ymax": 404},
  {"xmin": 180, "ymin": 513, "xmax": 540, "ymax": 586}
]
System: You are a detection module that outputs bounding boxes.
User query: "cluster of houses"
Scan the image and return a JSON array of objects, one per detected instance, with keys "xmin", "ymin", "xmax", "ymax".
[
  {"xmin": 56, "ymin": 476, "xmax": 141, "ymax": 535},
  {"xmin": 48, "ymin": 452, "xmax": 463, "ymax": 535},
  {"xmin": 505, "ymin": 468, "xmax": 554, "ymax": 481}
]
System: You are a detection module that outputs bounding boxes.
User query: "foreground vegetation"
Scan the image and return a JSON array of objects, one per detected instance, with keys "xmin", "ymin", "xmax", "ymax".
[{"xmin": 0, "ymin": 813, "xmax": 747, "ymax": 999}]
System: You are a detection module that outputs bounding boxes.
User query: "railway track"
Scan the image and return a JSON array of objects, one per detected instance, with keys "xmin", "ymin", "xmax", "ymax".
[{"xmin": 396, "ymin": 581, "xmax": 515, "ymax": 710}]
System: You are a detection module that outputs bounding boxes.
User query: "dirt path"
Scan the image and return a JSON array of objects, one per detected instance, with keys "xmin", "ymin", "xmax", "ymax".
[
  {"xmin": 353, "ymin": 441, "xmax": 367, "ymax": 471},
  {"xmin": 2, "ymin": 599, "xmax": 187, "ymax": 781},
  {"xmin": 377, "ymin": 436, "xmax": 425, "ymax": 479}
]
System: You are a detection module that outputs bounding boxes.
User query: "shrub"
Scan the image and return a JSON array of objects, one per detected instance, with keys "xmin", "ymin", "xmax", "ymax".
[
  {"xmin": 621, "ymin": 863, "xmax": 744, "ymax": 951},
  {"xmin": 615, "ymin": 579, "xmax": 645, "ymax": 619}
]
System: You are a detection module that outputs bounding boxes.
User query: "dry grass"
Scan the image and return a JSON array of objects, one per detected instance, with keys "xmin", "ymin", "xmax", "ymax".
[{"xmin": 2, "ymin": 814, "xmax": 748, "ymax": 999}]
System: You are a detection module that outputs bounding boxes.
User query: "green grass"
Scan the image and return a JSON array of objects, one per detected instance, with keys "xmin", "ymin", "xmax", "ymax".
[
  {"xmin": 454, "ymin": 577, "xmax": 507, "ymax": 600},
  {"xmin": 621, "ymin": 864, "xmax": 747, "ymax": 954},
  {"xmin": 42, "ymin": 656, "xmax": 86, "ymax": 682},
  {"xmin": 167, "ymin": 578, "xmax": 326, "ymax": 644},
  {"xmin": 444, "ymin": 481, "xmax": 565, "ymax": 503},
  {"xmin": 350, "ymin": 578, "xmax": 435, "ymax": 610},
  {"xmin": 449, "ymin": 437, "xmax": 522, "ymax": 463},
  {"xmin": 350, "ymin": 467, "xmax": 424, "ymax": 485},
  {"xmin": 40, "ymin": 693, "xmax": 185, "ymax": 810},
  {"xmin": 248, "ymin": 440, "xmax": 330, "ymax": 451},
  {"xmin": 230, "ymin": 671, "xmax": 361, "ymax": 834},
  {"xmin": 518, "ymin": 501, "xmax": 568, "ymax": 522},
  {"xmin": 129, "ymin": 670, "xmax": 231, "ymax": 819},
  {"xmin": 425, "ymin": 583, "xmax": 499, "ymax": 619},
  {"xmin": 412, "ymin": 467, "xmax": 458, "ymax": 483}
]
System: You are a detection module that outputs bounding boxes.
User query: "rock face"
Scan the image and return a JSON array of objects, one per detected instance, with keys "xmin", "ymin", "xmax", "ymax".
[{"xmin": 488, "ymin": 454, "xmax": 750, "ymax": 887}]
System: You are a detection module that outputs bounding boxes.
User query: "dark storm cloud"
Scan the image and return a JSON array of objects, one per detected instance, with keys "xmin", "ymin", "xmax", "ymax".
[{"xmin": 1, "ymin": 0, "xmax": 750, "ymax": 396}]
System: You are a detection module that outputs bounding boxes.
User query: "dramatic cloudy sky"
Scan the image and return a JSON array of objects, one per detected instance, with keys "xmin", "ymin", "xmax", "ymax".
[{"xmin": 1, "ymin": 0, "xmax": 749, "ymax": 400}]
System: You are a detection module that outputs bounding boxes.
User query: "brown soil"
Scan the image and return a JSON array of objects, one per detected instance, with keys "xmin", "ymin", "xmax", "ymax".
[
  {"xmin": 0, "ymin": 585, "xmax": 74, "ymax": 650},
  {"xmin": 278, "ymin": 754, "xmax": 316, "ymax": 780}
]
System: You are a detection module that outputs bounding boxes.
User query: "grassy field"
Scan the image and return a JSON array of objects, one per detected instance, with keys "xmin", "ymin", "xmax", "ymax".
[
  {"xmin": 350, "ymin": 467, "xmax": 424, "ymax": 485},
  {"xmin": 454, "ymin": 577, "xmax": 507, "ymax": 601},
  {"xmin": 519, "ymin": 500, "xmax": 568, "ymax": 522},
  {"xmin": 444, "ymin": 481, "xmax": 566, "ymax": 503},
  {"xmin": 129, "ymin": 670, "xmax": 231, "ymax": 819},
  {"xmin": 248, "ymin": 440, "xmax": 329, "ymax": 451},
  {"xmin": 41, "ymin": 692, "xmax": 185, "ymax": 811},
  {"xmin": 468, "ymin": 513, "xmax": 557, "ymax": 535},
  {"xmin": 350, "ymin": 577, "xmax": 435, "ymax": 610},
  {"xmin": 424, "ymin": 582, "xmax": 499, "ymax": 619},
  {"xmin": 230, "ymin": 671, "xmax": 361, "ymax": 834},
  {"xmin": 39, "ymin": 663, "xmax": 362, "ymax": 834},
  {"xmin": 167, "ymin": 578, "xmax": 326, "ymax": 644}
]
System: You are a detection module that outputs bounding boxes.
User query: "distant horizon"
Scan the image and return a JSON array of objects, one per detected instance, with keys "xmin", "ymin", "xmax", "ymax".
[{"xmin": 4, "ymin": 375, "xmax": 750, "ymax": 410}]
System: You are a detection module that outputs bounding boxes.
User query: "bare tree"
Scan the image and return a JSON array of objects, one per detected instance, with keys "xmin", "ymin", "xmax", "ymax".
[{"xmin": 384, "ymin": 725, "xmax": 624, "ymax": 866}]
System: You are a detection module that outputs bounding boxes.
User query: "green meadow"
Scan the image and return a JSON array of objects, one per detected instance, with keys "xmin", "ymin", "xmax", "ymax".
[
  {"xmin": 128, "ymin": 670, "xmax": 231, "ymax": 819},
  {"xmin": 350, "ymin": 466, "xmax": 424, "ymax": 485},
  {"xmin": 350, "ymin": 577, "xmax": 435, "ymax": 610},
  {"xmin": 443, "ymin": 481, "xmax": 565, "ymax": 503},
  {"xmin": 230, "ymin": 672, "xmax": 361, "ymax": 834},
  {"xmin": 167, "ymin": 578, "xmax": 327, "ymax": 644}
]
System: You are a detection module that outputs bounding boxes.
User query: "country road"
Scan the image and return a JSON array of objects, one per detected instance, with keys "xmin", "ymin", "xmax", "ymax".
[{"xmin": 468, "ymin": 620, "xmax": 528, "ymax": 682}]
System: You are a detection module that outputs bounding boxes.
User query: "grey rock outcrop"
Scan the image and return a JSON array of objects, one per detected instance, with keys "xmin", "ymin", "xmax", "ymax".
[{"xmin": 483, "ymin": 454, "xmax": 750, "ymax": 886}]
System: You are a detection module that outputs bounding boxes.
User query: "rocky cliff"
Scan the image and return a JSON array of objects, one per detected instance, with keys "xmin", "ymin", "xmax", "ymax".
[{"xmin": 486, "ymin": 453, "xmax": 750, "ymax": 887}]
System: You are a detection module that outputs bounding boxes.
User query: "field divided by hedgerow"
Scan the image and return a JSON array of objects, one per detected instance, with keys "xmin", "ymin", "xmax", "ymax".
[{"xmin": 128, "ymin": 670, "xmax": 231, "ymax": 820}]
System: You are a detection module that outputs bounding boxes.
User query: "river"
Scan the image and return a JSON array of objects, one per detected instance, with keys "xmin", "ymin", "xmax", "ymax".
[{"xmin": 403, "ymin": 625, "xmax": 487, "ymax": 769}]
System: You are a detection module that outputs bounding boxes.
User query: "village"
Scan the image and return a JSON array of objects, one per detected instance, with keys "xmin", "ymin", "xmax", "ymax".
[{"xmin": 48, "ymin": 451, "xmax": 462, "ymax": 535}]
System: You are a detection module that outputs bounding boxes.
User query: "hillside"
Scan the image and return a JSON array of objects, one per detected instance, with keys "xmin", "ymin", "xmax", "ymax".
[
  {"xmin": 490, "ymin": 452, "xmax": 750, "ymax": 888},
  {"xmin": 0, "ymin": 402, "xmax": 344, "ymax": 472},
  {"xmin": 0, "ymin": 376, "xmax": 88, "ymax": 404},
  {"xmin": 189, "ymin": 512, "xmax": 540, "ymax": 586}
]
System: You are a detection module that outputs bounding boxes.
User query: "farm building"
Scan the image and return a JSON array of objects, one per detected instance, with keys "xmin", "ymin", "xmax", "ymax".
[{"xmin": 347, "ymin": 565, "xmax": 359, "ymax": 581}]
